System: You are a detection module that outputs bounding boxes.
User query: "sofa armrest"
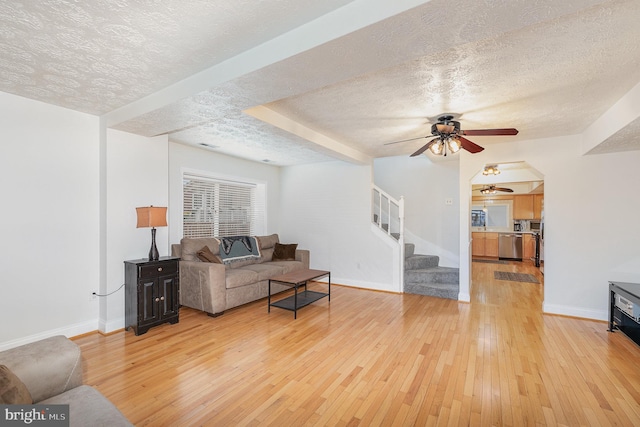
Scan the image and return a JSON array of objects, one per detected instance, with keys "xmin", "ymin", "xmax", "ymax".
[
  {"xmin": 295, "ymin": 249, "xmax": 310, "ymax": 269},
  {"xmin": 179, "ymin": 260, "xmax": 227, "ymax": 315},
  {"xmin": 0, "ymin": 336, "xmax": 82, "ymax": 403}
]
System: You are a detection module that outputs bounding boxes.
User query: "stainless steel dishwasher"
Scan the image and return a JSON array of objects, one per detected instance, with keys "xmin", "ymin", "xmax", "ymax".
[{"xmin": 499, "ymin": 233, "xmax": 523, "ymax": 260}]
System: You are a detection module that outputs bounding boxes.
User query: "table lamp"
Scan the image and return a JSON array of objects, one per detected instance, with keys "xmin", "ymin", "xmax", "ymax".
[{"xmin": 136, "ymin": 206, "xmax": 167, "ymax": 261}]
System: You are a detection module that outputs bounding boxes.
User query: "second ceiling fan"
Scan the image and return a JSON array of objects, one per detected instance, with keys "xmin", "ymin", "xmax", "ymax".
[
  {"xmin": 385, "ymin": 115, "xmax": 518, "ymax": 157},
  {"xmin": 477, "ymin": 185, "xmax": 513, "ymax": 194}
]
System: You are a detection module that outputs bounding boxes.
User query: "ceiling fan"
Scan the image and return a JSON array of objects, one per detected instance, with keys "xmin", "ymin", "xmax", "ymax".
[
  {"xmin": 476, "ymin": 185, "xmax": 514, "ymax": 194},
  {"xmin": 385, "ymin": 115, "xmax": 518, "ymax": 157}
]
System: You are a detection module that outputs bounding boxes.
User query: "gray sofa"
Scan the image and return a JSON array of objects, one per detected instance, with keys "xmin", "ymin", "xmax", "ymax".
[
  {"xmin": 171, "ymin": 234, "xmax": 309, "ymax": 316},
  {"xmin": 0, "ymin": 335, "xmax": 132, "ymax": 427}
]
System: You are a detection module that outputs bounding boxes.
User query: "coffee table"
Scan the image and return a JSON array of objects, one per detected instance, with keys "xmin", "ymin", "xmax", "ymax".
[{"xmin": 268, "ymin": 269, "xmax": 330, "ymax": 318}]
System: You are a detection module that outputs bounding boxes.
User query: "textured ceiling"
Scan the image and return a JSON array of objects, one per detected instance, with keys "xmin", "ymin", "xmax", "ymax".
[
  {"xmin": 0, "ymin": 0, "xmax": 354, "ymax": 114},
  {"xmin": 2, "ymin": 0, "xmax": 640, "ymax": 165}
]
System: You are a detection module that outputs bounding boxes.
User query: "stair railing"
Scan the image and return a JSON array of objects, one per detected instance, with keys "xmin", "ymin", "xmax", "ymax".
[
  {"xmin": 372, "ymin": 185, "xmax": 404, "ymax": 242},
  {"xmin": 372, "ymin": 185, "xmax": 405, "ymax": 292}
]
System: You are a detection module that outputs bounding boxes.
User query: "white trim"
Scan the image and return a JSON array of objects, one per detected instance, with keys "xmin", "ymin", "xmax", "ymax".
[
  {"xmin": 0, "ymin": 320, "xmax": 98, "ymax": 352},
  {"xmin": 320, "ymin": 277, "xmax": 402, "ymax": 293},
  {"xmin": 100, "ymin": 316, "xmax": 125, "ymax": 335},
  {"xmin": 543, "ymin": 303, "xmax": 608, "ymax": 322}
]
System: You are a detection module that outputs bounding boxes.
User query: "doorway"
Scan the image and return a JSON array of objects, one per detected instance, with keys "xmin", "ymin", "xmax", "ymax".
[{"xmin": 469, "ymin": 161, "xmax": 544, "ymax": 303}]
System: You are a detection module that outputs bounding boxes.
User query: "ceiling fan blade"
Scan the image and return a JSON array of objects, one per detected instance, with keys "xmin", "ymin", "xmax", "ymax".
[
  {"xmin": 410, "ymin": 138, "xmax": 439, "ymax": 157},
  {"xmin": 384, "ymin": 136, "xmax": 428, "ymax": 145},
  {"xmin": 495, "ymin": 187, "xmax": 514, "ymax": 193},
  {"xmin": 462, "ymin": 128, "xmax": 519, "ymax": 136},
  {"xmin": 458, "ymin": 136, "xmax": 484, "ymax": 154}
]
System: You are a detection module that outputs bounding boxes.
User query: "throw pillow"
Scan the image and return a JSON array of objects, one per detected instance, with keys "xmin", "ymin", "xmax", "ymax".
[
  {"xmin": 272, "ymin": 243, "xmax": 298, "ymax": 261},
  {"xmin": 0, "ymin": 365, "xmax": 32, "ymax": 404},
  {"xmin": 196, "ymin": 246, "xmax": 222, "ymax": 264}
]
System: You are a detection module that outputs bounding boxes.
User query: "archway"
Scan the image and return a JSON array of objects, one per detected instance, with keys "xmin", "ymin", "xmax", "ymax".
[{"xmin": 468, "ymin": 161, "xmax": 544, "ymax": 305}]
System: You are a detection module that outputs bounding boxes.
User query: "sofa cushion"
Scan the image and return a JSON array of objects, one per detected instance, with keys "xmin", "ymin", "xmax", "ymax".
[
  {"xmin": 181, "ymin": 237, "xmax": 220, "ymax": 262},
  {"xmin": 272, "ymin": 243, "xmax": 298, "ymax": 261},
  {"xmin": 225, "ymin": 268, "xmax": 259, "ymax": 289},
  {"xmin": 0, "ymin": 364, "xmax": 32, "ymax": 404},
  {"xmin": 267, "ymin": 260, "xmax": 305, "ymax": 274},
  {"xmin": 257, "ymin": 234, "xmax": 279, "ymax": 263},
  {"xmin": 40, "ymin": 385, "xmax": 133, "ymax": 427},
  {"xmin": 241, "ymin": 263, "xmax": 285, "ymax": 281},
  {"xmin": 196, "ymin": 245, "xmax": 221, "ymax": 263},
  {"xmin": 0, "ymin": 335, "xmax": 82, "ymax": 403}
]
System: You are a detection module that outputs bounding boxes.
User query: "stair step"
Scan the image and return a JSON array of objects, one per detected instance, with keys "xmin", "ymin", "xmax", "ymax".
[
  {"xmin": 405, "ymin": 266, "xmax": 459, "ymax": 285},
  {"xmin": 405, "ymin": 254, "xmax": 439, "ymax": 270},
  {"xmin": 404, "ymin": 243, "xmax": 415, "ymax": 257},
  {"xmin": 404, "ymin": 282, "xmax": 459, "ymax": 300}
]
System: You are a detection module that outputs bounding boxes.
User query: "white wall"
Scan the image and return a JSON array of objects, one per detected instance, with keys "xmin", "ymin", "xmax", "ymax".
[
  {"xmin": 460, "ymin": 135, "xmax": 640, "ymax": 320},
  {"xmin": 102, "ymin": 129, "xmax": 170, "ymax": 333},
  {"xmin": 279, "ymin": 161, "xmax": 398, "ymax": 291},
  {"xmin": 374, "ymin": 155, "xmax": 460, "ymax": 268},
  {"xmin": 168, "ymin": 142, "xmax": 281, "ymax": 245},
  {"xmin": 0, "ymin": 92, "xmax": 100, "ymax": 349}
]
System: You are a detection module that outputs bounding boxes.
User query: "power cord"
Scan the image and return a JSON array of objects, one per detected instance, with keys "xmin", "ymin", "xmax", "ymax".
[{"xmin": 92, "ymin": 284, "xmax": 125, "ymax": 298}]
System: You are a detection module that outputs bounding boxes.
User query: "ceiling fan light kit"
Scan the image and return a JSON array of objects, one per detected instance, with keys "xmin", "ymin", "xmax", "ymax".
[
  {"xmin": 478, "ymin": 185, "xmax": 514, "ymax": 194},
  {"xmin": 483, "ymin": 165, "xmax": 501, "ymax": 175},
  {"xmin": 384, "ymin": 115, "xmax": 518, "ymax": 158}
]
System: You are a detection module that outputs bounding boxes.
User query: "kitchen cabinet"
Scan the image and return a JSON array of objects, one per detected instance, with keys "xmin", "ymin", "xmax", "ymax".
[
  {"xmin": 523, "ymin": 234, "xmax": 536, "ymax": 261},
  {"xmin": 125, "ymin": 257, "xmax": 180, "ymax": 335},
  {"xmin": 513, "ymin": 195, "xmax": 534, "ymax": 219},
  {"xmin": 472, "ymin": 232, "xmax": 499, "ymax": 257},
  {"xmin": 472, "ymin": 232, "xmax": 485, "ymax": 256},
  {"xmin": 485, "ymin": 233, "xmax": 499, "ymax": 257},
  {"xmin": 533, "ymin": 194, "xmax": 544, "ymax": 219}
]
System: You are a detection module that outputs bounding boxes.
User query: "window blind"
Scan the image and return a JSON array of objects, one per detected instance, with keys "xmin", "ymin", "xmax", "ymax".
[{"xmin": 183, "ymin": 173, "xmax": 265, "ymax": 238}]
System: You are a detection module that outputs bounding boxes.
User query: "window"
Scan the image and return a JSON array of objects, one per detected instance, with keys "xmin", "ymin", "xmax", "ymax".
[
  {"xmin": 183, "ymin": 172, "xmax": 266, "ymax": 238},
  {"xmin": 471, "ymin": 202, "xmax": 510, "ymax": 231}
]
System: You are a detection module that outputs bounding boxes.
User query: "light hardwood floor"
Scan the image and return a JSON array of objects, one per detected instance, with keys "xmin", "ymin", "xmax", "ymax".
[{"xmin": 75, "ymin": 261, "xmax": 640, "ymax": 426}]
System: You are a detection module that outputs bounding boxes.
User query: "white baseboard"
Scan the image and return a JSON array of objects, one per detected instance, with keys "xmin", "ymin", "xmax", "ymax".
[
  {"xmin": 458, "ymin": 292, "xmax": 470, "ymax": 302},
  {"xmin": 321, "ymin": 276, "xmax": 401, "ymax": 293},
  {"xmin": 543, "ymin": 303, "xmax": 608, "ymax": 321},
  {"xmin": 0, "ymin": 319, "xmax": 99, "ymax": 351},
  {"xmin": 99, "ymin": 316, "xmax": 125, "ymax": 334}
]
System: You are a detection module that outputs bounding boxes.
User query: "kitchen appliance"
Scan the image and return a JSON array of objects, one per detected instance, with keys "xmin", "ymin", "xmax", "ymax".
[
  {"xmin": 499, "ymin": 233, "xmax": 523, "ymax": 260},
  {"xmin": 530, "ymin": 220, "xmax": 541, "ymax": 232},
  {"xmin": 514, "ymin": 222, "xmax": 522, "ymax": 232}
]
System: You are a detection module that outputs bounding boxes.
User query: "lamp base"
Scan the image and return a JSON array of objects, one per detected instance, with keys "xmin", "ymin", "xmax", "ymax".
[{"xmin": 149, "ymin": 227, "xmax": 159, "ymax": 261}]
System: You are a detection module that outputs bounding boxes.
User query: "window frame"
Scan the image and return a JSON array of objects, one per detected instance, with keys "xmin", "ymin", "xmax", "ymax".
[{"xmin": 182, "ymin": 170, "xmax": 267, "ymax": 238}]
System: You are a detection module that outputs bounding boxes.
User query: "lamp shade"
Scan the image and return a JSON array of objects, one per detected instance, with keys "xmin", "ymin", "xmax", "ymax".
[{"xmin": 136, "ymin": 206, "xmax": 167, "ymax": 228}]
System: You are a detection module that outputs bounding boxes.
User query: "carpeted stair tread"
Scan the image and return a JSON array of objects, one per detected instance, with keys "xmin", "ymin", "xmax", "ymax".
[
  {"xmin": 405, "ymin": 266, "xmax": 459, "ymax": 284},
  {"xmin": 405, "ymin": 243, "xmax": 415, "ymax": 257},
  {"xmin": 402, "ymin": 243, "xmax": 459, "ymax": 300},
  {"xmin": 405, "ymin": 254, "xmax": 440, "ymax": 270},
  {"xmin": 404, "ymin": 282, "xmax": 459, "ymax": 300}
]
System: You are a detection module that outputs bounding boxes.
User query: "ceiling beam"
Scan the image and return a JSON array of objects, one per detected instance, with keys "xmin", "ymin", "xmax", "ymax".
[
  {"xmin": 245, "ymin": 105, "xmax": 372, "ymax": 165},
  {"xmin": 102, "ymin": 0, "xmax": 433, "ymax": 128},
  {"xmin": 582, "ymin": 81, "xmax": 640, "ymax": 154}
]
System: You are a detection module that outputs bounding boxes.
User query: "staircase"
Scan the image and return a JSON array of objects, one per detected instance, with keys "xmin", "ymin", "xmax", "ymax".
[{"xmin": 404, "ymin": 243, "xmax": 459, "ymax": 300}]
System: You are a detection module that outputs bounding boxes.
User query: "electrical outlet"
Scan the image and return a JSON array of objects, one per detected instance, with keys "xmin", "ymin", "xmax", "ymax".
[{"xmin": 445, "ymin": 198, "xmax": 453, "ymax": 205}]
